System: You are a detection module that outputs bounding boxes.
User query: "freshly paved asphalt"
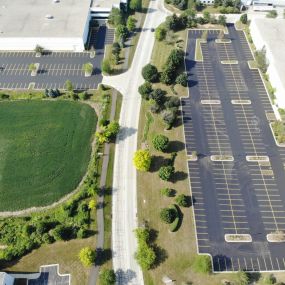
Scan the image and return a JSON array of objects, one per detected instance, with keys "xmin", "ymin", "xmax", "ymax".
[
  {"xmin": 183, "ymin": 24, "xmax": 285, "ymax": 271},
  {"xmin": 0, "ymin": 25, "xmax": 113, "ymax": 90}
]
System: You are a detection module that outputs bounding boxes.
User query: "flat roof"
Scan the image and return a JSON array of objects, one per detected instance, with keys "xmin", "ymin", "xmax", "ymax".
[
  {"xmin": 91, "ymin": 0, "xmax": 120, "ymax": 10},
  {"xmin": 0, "ymin": 0, "xmax": 91, "ymax": 38},
  {"xmin": 252, "ymin": 18, "xmax": 285, "ymax": 87}
]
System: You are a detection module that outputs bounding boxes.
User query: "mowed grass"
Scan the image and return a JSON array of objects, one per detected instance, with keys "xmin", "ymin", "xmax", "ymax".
[{"xmin": 0, "ymin": 100, "xmax": 96, "ymax": 211}]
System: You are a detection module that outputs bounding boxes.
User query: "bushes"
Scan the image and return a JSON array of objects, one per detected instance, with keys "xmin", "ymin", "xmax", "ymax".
[
  {"xmin": 160, "ymin": 188, "xmax": 174, "ymax": 197},
  {"xmin": 169, "ymin": 204, "xmax": 181, "ymax": 232},
  {"xmin": 78, "ymin": 247, "xmax": 96, "ymax": 267},
  {"xmin": 262, "ymin": 274, "xmax": 276, "ymax": 285},
  {"xmin": 142, "ymin": 64, "xmax": 159, "ymax": 82},
  {"xmin": 175, "ymin": 194, "xmax": 189, "ymax": 207},
  {"xmin": 108, "ymin": 8, "xmax": 124, "ymax": 27},
  {"xmin": 152, "ymin": 134, "xmax": 169, "ymax": 151},
  {"xmin": 134, "ymin": 228, "xmax": 156, "ymax": 270},
  {"xmin": 130, "ymin": 0, "xmax": 142, "ymax": 11},
  {"xmin": 162, "ymin": 108, "xmax": 177, "ymax": 129},
  {"xmin": 133, "ymin": 149, "xmax": 152, "ymax": 171},
  {"xmin": 159, "ymin": 165, "xmax": 174, "ymax": 181},
  {"xmin": 235, "ymin": 271, "xmax": 249, "ymax": 285},
  {"xmin": 160, "ymin": 207, "xmax": 177, "ymax": 223},
  {"xmin": 192, "ymin": 255, "xmax": 212, "ymax": 274},
  {"xmin": 266, "ymin": 10, "xmax": 278, "ymax": 18},
  {"xmin": 96, "ymin": 121, "xmax": 120, "ymax": 144}
]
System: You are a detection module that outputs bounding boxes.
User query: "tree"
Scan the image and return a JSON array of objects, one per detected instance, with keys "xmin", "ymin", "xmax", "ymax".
[
  {"xmin": 133, "ymin": 150, "xmax": 151, "ymax": 171},
  {"xmin": 108, "ymin": 8, "xmax": 124, "ymax": 26},
  {"xmin": 127, "ymin": 16, "xmax": 137, "ymax": 32},
  {"xmin": 155, "ymin": 26, "xmax": 167, "ymax": 41},
  {"xmin": 192, "ymin": 255, "xmax": 212, "ymax": 274},
  {"xmin": 79, "ymin": 247, "xmax": 96, "ymax": 267},
  {"xmin": 101, "ymin": 59, "xmax": 112, "ymax": 74},
  {"xmin": 175, "ymin": 194, "xmax": 189, "ymax": 207},
  {"xmin": 135, "ymin": 242, "xmax": 156, "ymax": 270},
  {"xmin": 142, "ymin": 64, "xmax": 159, "ymax": 82},
  {"xmin": 176, "ymin": 73, "xmax": 187, "ymax": 86},
  {"xmin": 164, "ymin": 96, "xmax": 180, "ymax": 109},
  {"xmin": 63, "ymin": 80, "xmax": 73, "ymax": 92},
  {"xmin": 82, "ymin": 62, "xmax": 93, "ymax": 75},
  {"xmin": 235, "ymin": 271, "xmax": 249, "ymax": 285},
  {"xmin": 152, "ymin": 134, "xmax": 169, "ymax": 151},
  {"xmin": 150, "ymin": 88, "xmax": 166, "ymax": 105},
  {"xmin": 162, "ymin": 109, "xmax": 177, "ymax": 129},
  {"xmin": 130, "ymin": 0, "xmax": 142, "ymax": 11},
  {"xmin": 29, "ymin": 63, "xmax": 37, "ymax": 72},
  {"xmin": 138, "ymin": 82, "xmax": 153, "ymax": 99},
  {"xmin": 100, "ymin": 269, "xmax": 116, "ymax": 285},
  {"xmin": 165, "ymin": 14, "xmax": 182, "ymax": 31},
  {"xmin": 159, "ymin": 165, "xmax": 174, "ymax": 181},
  {"xmin": 217, "ymin": 15, "xmax": 227, "ymax": 26},
  {"xmin": 116, "ymin": 24, "xmax": 129, "ymax": 45},
  {"xmin": 88, "ymin": 199, "xmax": 96, "ymax": 210},
  {"xmin": 240, "ymin": 13, "xmax": 247, "ymax": 24},
  {"xmin": 34, "ymin": 45, "xmax": 44, "ymax": 55},
  {"xmin": 203, "ymin": 11, "xmax": 211, "ymax": 23},
  {"xmin": 160, "ymin": 207, "xmax": 177, "ymax": 223}
]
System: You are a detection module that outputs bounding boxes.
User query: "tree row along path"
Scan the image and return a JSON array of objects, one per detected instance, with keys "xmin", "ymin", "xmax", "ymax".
[{"xmin": 102, "ymin": 0, "xmax": 170, "ymax": 284}]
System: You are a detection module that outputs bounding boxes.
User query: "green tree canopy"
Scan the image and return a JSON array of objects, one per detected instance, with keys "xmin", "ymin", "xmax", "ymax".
[
  {"xmin": 79, "ymin": 247, "xmax": 96, "ymax": 267},
  {"xmin": 152, "ymin": 134, "xmax": 169, "ymax": 151},
  {"xmin": 133, "ymin": 150, "xmax": 151, "ymax": 171}
]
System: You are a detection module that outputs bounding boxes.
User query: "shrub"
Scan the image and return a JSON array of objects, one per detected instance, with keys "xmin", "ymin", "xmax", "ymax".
[
  {"xmin": 175, "ymin": 194, "xmax": 189, "ymax": 207},
  {"xmin": 88, "ymin": 199, "xmax": 96, "ymax": 210},
  {"xmin": 192, "ymin": 255, "xmax": 212, "ymax": 274},
  {"xmin": 100, "ymin": 269, "xmax": 116, "ymax": 285},
  {"xmin": 152, "ymin": 134, "xmax": 169, "ymax": 151},
  {"xmin": 266, "ymin": 10, "xmax": 278, "ymax": 18},
  {"xmin": 51, "ymin": 225, "xmax": 71, "ymax": 241},
  {"xmin": 217, "ymin": 15, "xmax": 227, "ymax": 26},
  {"xmin": 160, "ymin": 188, "xmax": 173, "ymax": 197},
  {"xmin": 176, "ymin": 73, "xmax": 187, "ymax": 86},
  {"xmin": 101, "ymin": 59, "xmax": 112, "ymax": 74},
  {"xmin": 138, "ymin": 82, "xmax": 153, "ymax": 99},
  {"xmin": 162, "ymin": 109, "xmax": 177, "ymax": 129},
  {"xmin": 42, "ymin": 233, "xmax": 54, "ymax": 244},
  {"xmin": 108, "ymin": 8, "xmax": 124, "ymax": 26},
  {"xmin": 135, "ymin": 241, "xmax": 156, "ymax": 270},
  {"xmin": 160, "ymin": 207, "xmax": 177, "ymax": 223},
  {"xmin": 79, "ymin": 247, "xmax": 96, "ymax": 267},
  {"xmin": 159, "ymin": 165, "xmax": 174, "ymax": 181},
  {"xmin": 240, "ymin": 13, "xmax": 247, "ymax": 24},
  {"xmin": 116, "ymin": 24, "xmax": 129, "ymax": 44},
  {"xmin": 262, "ymin": 274, "xmax": 276, "ymax": 285},
  {"xmin": 155, "ymin": 26, "xmax": 167, "ymax": 41},
  {"xmin": 255, "ymin": 47, "xmax": 268, "ymax": 74},
  {"xmin": 64, "ymin": 80, "xmax": 73, "ymax": 92},
  {"xmin": 127, "ymin": 16, "xmax": 137, "ymax": 32},
  {"xmin": 235, "ymin": 271, "xmax": 249, "ymax": 285},
  {"xmin": 133, "ymin": 149, "xmax": 152, "ymax": 171},
  {"xmin": 77, "ymin": 228, "xmax": 88, "ymax": 239},
  {"xmin": 142, "ymin": 64, "xmax": 159, "ymax": 82}
]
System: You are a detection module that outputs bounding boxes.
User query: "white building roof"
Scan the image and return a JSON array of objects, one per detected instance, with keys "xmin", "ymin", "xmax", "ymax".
[{"xmin": 0, "ymin": 0, "xmax": 91, "ymax": 38}]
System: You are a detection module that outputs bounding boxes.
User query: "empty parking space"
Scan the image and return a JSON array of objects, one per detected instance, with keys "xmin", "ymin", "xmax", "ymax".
[
  {"xmin": 217, "ymin": 42, "xmax": 237, "ymax": 61},
  {"xmin": 185, "ymin": 26, "xmax": 285, "ymax": 271}
]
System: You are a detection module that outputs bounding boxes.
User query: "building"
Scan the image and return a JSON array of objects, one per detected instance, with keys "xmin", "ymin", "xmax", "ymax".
[
  {"xmin": 250, "ymin": 18, "xmax": 285, "ymax": 108},
  {"xmin": 0, "ymin": 0, "xmax": 91, "ymax": 51},
  {"xmin": 0, "ymin": 272, "xmax": 14, "ymax": 285},
  {"xmin": 90, "ymin": 0, "xmax": 127, "ymax": 19}
]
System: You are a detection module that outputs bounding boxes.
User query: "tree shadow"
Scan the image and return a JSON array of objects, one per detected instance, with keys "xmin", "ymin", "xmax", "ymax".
[
  {"xmin": 152, "ymin": 245, "xmax": 168, "ymax": 269},
  {"xmin": 117, "ymin": 127, "xmax": 137, "ymax": 141},
  {"xmin": 166, "ymin": 140, "xmax": 185, "ymax": 153},
  {"xmin": 170, "ymin": 171, "xmax": 188, "ymax": 183},
  {"xmin": 149, "ymin": 155, "xmax": 170, "ymax": 172},
  {"xmin": 95, "ymin": 248, "xmax": 112, "ymax": 266}
]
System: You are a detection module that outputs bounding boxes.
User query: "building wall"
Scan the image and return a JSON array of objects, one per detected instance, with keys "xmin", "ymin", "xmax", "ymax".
[
  {"xmin": 0, "ymin": 37, "xmax": 85, "ymax": 52},
  {"xmin": 82, "ymin": 11, "xmax": 91, "ymax": 45},
  {"xmin": 2, "ymin": 273, "xmax": 14, "ymax": 285},
  {"xmin": 250, "ymin": 20, "xmax": 285, "ymax": 108}
]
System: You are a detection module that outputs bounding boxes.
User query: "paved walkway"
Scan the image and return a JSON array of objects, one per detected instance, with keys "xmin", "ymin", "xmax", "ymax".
[
  {"xmin": 88, "ymin": 90, "xmax": 118, "ymax": 285},
  {"xmin": 102, "ymin": 1, "xmax": 170, "ymax": 284}
]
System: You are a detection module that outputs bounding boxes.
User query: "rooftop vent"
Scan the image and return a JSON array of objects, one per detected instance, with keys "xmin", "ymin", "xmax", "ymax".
[
  {"xmin": 53, "ymin": 0, "xmax": 60, "ymax": 3},
  {"xmin": 45, "ymin": 14, "xmax": 54, "ymax": 19}
]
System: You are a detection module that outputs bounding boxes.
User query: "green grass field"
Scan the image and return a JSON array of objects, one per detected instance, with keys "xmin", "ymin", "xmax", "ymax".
[{"xmin": 0, "ymin": 100, "xmax": 96, "ymax": 211}]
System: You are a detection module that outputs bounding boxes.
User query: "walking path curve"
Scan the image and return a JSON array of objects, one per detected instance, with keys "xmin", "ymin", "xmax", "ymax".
[{"xmin": 102, "ymin": 1, "xmax": 170, "ymax": 284}]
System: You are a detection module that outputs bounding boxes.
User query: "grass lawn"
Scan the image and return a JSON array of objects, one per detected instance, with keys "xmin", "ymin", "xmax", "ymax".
[
  {"xmin": 5, "ymin": 237, "xmax": 96, "ymax": 285},
  {"xmin": 0, "ymin": 100, "xmax": 96, "ymax": 211}
]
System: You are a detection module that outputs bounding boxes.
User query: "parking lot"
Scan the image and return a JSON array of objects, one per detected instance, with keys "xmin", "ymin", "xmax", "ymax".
[
  {"xmin": 183, "ymin": 24, "xmax": 285, "ymax": 271},
  {"xmin": 0, "ymin": 25, "xmax": 113, "ymax": 90}
]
